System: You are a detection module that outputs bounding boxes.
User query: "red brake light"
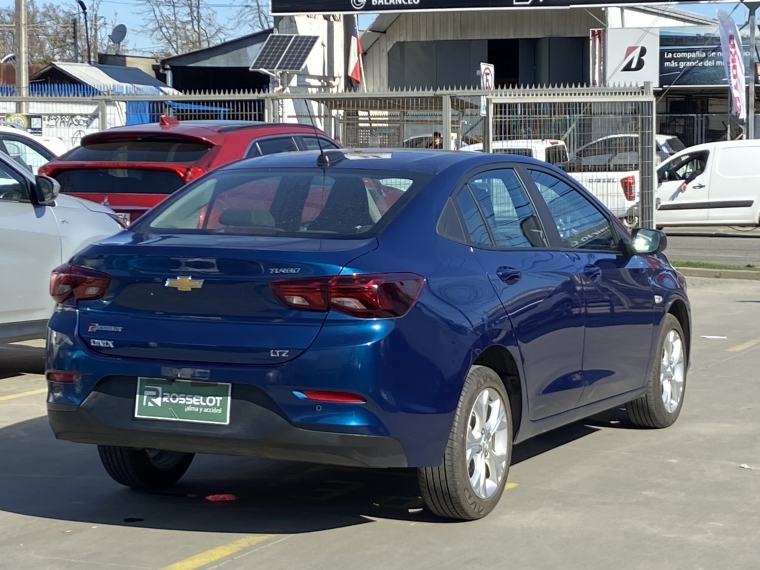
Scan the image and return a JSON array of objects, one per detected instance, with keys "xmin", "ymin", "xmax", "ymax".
[
  {"xmin": 621, "ymin": 176, "xmax": 636, "ymax": 201},
  {"xmin": 184, "ymin": 165, "xmax": 205, "ymax": 183},
  {"xmin": 50, "ymin": 263, "xmax": 111, "ymax": 303},
  {"xmin": 38, "ymin": 163, "xmax": 55, "ymax": 177},
  {"xmin": 46, "ymin": 371, "xmax": 81, "ymax": 383},
  {"xmin": 271, "ymin": 273, "xmax": 424, "ymax": 318},
  {"xmin": 294, "ymin": 390, "xmax": 366, "ymax": 403}
]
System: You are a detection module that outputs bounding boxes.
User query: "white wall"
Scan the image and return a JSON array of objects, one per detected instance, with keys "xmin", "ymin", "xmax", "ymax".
[
  {"xmin": 607, "ymin": 8, "xmax": 703, "ymax": 28},
  {"xmin": 362, "ymin": 9, "xmax": 605, "ymax": 91}
]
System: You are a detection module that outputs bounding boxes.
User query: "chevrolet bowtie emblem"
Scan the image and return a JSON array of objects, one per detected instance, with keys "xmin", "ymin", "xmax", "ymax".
[{"xmin": 165, "ymin": 276, "xmax": 204, "ymax": 291}]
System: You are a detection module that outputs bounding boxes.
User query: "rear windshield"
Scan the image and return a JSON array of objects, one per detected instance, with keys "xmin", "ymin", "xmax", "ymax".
[
  {"xmin": 54, "ymin": 168, "xmax": 185, "ymax": 195},
  {"xmin": 65, "ymin": 137, "xmax": 212, "ymax": 162},
  {"xmin": 133, "ymin": 168, "xmax": 431, "ymax": 238}
]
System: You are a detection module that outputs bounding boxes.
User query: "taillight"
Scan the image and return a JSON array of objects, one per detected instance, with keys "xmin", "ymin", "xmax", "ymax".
[
  {"xmin": 271, "ymin": 273, "xmax": 424, "ymax": 318},
  {"xmin": 46, "ymin": 371, "xmax": 81, "ymax": 383},
  {"xmin": 184, "ymin": 166, "xmax": 205, "ymax": 183},
  {"xmin": 38, "ymin": 163, "xmax": 54, "ymax": 177},
  {"xmin": 293, "ymin": 390, "xmax": 366, "ymax": 404},
  {"xmin": 50, "ymin": 263, "xmax": 111, "ymax": 303},
  {"xmin": 621, "ymin": 176, "xmax": 636, "ymax": 201}
]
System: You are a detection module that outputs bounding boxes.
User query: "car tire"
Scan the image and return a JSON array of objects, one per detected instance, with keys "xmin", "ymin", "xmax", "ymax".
[
  {"xmin": 98, "ymin": 445, "xmax": 194, "ymax": 490},
  {"xmin": 418, "ymin": 365, "xmax": 513, "ymax": 520},
  {"xmin": 626, "ymin": 314, "xmax": 687, "ymax": 429}
]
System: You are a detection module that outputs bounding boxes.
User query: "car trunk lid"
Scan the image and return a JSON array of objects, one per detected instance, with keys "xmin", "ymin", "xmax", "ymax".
[{"xmin": 74, "ymin": 234, "xmax": 377, "ymax": 365}]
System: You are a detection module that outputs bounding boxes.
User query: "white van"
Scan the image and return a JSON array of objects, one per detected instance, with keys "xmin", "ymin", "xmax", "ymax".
[
  {"xmin": 461, "ymin": 139, "xmax": 569, "ymax": 164},
  {"xmin": 655, "ymin": 140, "xmax": 760, "ymax": 228}
]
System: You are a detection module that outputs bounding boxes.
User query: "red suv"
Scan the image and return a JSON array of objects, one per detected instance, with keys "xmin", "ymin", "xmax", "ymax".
[{"xmin": 39, "ymin": 118, "xmax": 340, "ymax": 223}]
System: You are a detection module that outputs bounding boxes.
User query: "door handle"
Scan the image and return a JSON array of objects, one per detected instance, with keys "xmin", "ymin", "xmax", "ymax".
[
  {"xmin": 496, "ymin": 267, "xmax": 522, "ymax": 285},
  {"xmin": 692, "ymin": 183, "xmax": 705, "ymax": 189},
  {"xmin": 583, "ymin": 265, "xmax": 602, "ymax": 282}
]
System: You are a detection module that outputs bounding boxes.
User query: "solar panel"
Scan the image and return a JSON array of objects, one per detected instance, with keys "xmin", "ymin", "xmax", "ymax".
[
  {"xmin": 278, "ymin": 35, "xmax": 319, "ymax": 72},
  {"xmin": 250, "ymin": 34, "xmax": 319, "ymax": 72}
]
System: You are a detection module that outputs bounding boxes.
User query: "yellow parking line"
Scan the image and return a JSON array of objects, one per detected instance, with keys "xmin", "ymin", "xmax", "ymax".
[
  {"xmin": 0, "ymin": 388, "xmax": 47, "ymax": 402},
  {"xmin": 727, "ymin": 338, "xmax": 760, "ymax": 353},
  {"xmin": 160, "ymin": 535, "xmax": 271, "ymax": 570},
  {"xmin": 505, "ymin": 482, "xmax": 518, "ymax": 490}
]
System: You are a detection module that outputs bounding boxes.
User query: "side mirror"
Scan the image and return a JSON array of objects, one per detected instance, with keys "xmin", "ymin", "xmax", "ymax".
[
  {"xmin": 34, "ymin": 175, "xmax": 60, "ymax": 206},
  {"xmin": 631, "ymin": 228, "xmax": 667, "ymax": 255}
]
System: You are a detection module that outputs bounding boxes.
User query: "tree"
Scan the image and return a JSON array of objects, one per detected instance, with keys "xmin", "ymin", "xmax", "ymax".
[
  {"xmin": 234, "ymin": 0, "xmax": 271, "ymax": 33},
  {"xmin": 0, "ymin": 0, "xmax": 116, "ymax": 64},
  {"xmin": 136, "ymin": 0, "xmax": 228, "ymax": 57}
]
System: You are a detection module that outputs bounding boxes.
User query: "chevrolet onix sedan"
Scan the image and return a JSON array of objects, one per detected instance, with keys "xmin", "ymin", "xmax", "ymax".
[{"xmin": 46, "ymin": 149, "xmax": 691, "ymax": 521}]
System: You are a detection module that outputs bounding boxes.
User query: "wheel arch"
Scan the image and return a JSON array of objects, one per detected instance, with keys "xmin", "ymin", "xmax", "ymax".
[
  {"xmin": 472, "ymin": 344, "xmax": 525, "ymax": 441},
  {"xmin": 666, "ymin": 297, "xmax": 691, "ymax": 361}
]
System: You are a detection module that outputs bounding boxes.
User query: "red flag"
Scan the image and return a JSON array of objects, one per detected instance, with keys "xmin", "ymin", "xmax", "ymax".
[{"xmin": 348, "ymin": 16, "xmax": 362, "ymax": 84}]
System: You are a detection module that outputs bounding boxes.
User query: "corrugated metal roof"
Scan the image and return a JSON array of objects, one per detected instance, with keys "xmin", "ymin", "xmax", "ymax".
[
  {"xmin": 30, "ymin": 62, "xmax": 178, "ymax": 94},
  {"xmin": 161, "ymin": 29, "xmax": 273, "ymax": 68}
]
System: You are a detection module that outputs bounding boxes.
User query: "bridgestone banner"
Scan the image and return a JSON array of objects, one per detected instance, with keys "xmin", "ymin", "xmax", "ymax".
[
  {"xmin": 271, "ymin": 0, "xmax": 735, "ymax": 15},
  {"xmin": 717, "ymin": 9, "xmax": 746, "ymax": 121}
]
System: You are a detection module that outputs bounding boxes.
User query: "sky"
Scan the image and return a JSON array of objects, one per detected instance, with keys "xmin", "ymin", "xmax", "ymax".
[{"xmin": 0, "ymin": 0, "xmax": 752, "ymax": 57}]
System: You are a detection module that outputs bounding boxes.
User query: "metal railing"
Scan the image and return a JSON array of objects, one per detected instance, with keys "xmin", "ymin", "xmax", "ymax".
[{"xmin": 1, "ymin": 84, "xmax": 656, "ymax": 227}]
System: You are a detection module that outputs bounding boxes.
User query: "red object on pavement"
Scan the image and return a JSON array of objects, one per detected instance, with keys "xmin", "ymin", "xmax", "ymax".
[{"xmin": 205, "ymin": 494, "xmax": 238, "ymax": 502}]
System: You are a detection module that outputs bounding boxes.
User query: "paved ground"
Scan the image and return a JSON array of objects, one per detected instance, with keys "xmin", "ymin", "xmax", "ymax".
[
  {"xmin": 665, "ymin": 234, "xmax": 760, "ymax": 267},
  {"xmin": 0, "ymin": 277, "xmax": 759, "ymax": 570}
]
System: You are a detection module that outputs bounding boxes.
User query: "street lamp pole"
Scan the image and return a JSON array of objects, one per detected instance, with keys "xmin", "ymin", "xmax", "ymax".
[{"xmin": 77, "ymin": 0, "xmax": 91, "ymax": 65}]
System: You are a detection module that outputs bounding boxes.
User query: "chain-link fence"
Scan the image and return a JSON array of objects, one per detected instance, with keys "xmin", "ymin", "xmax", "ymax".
[
  {"xmin": 1, "ymin": 84, "xmax": 656, "ymax": 227},
  {"xmin": 657, "ymin": 113, "xmax": 745, "ymax": 148},
  {"xmin": 488, "ymin": 85, "xmax": 656, "ymax": 228}
]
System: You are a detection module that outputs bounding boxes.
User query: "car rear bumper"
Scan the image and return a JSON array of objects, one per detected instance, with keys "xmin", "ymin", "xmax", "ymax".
[{"xmin": 48, "ymin": 377, "xmax": 408, "ymax": 468}]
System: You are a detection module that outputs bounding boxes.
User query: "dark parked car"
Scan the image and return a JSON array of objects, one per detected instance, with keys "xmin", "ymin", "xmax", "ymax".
[
  {"xmin": 39, "ymin": 118, "xmax": 340, "ymax": 223},
  {"xmin": 46, "ymin": 149, "xmax": 690, "ymax": 521}
]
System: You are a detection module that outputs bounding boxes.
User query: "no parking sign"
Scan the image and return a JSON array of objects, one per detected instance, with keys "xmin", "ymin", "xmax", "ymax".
[{"xmin": 480, "ymin": 62, "xmax": 495, "ymax": 117}]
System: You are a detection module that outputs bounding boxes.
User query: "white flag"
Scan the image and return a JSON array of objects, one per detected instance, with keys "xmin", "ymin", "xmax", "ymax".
[{"xmin": 718, "ymin": 9, "xmax": 746, "ymax": 121}]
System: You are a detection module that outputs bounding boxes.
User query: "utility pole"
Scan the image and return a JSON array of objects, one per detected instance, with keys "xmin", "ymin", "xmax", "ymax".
[
  {"xmin": 748, "ymin": 3, "xmax": 759, "ymax": 139},
  {"xmin": 14, "ymin": 0, "xmax": 28, "ymax": 114},
  {"xmin": 72, "ymin": 17, "xmax": 79, "ymax": 63}
]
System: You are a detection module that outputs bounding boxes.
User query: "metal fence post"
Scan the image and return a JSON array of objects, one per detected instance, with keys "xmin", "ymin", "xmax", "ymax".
[
  {"xmin": 442, "ymin": 95, "xmax": 452, "ymax": 150},
  {"xmin": 483, "ymin": 97, "xmax": 493, "ymax": 154},
  {"xmin": 98, "ymin": 98, "xmax": 108, "ymax": 131},
  {"xmin": 640, "ymin": 82, "xmax": 655, "ymax": 229}
]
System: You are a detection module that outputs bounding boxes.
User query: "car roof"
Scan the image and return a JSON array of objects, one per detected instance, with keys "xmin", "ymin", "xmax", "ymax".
[
  {"xmin": 87, "ymin": 120, "xmax": 328, "ymax": 143},
  {"xmin": 222, "ymin": 148, "xmax": 550, "ymax": 175}
]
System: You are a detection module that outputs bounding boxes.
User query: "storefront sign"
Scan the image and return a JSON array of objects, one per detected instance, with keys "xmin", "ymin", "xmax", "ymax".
[
  {"xmin": 659, "ymin": 26, "xmax": 756, "ymax": 87},
  {"xmin": 272, "ymin": 0, "xmax": 736, "ymax": 15},
  {"xmin": 606, "ymin": 28, "xmax": 660, "ymax": 87}
]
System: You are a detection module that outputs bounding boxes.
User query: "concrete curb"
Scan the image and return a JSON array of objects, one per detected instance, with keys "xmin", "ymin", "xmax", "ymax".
[
  {"xmin": 675, "ymin": 267, "xmax": 760, "ymax": 281},
  {"xmin": 667, "ymin": 232, "xmax": 760, "ymax": 239}
]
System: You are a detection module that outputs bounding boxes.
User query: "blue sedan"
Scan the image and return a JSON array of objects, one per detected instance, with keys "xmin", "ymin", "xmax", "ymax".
[{"xmin": 46, "ymin": 149, "xmax": 690, "ymax": 520}]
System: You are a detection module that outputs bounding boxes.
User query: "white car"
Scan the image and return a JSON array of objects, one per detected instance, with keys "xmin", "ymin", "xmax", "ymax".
[
  {"xmin": 655, "ymin": 140, "xmax": 760, "ymax": 228},
  {"xmin": 461, "ymin": 139, "xmax": 569, "ymax": 164},
  {"xmin": 0, "ymin": 152, "xmax": 125, "ymax": 343},
  {"xmin": 564, "ymin": 134, "xmax": 685, "ymax": 223},
  {"xmin": 0, "ymin": 125, "xmax": 66, "ymax": 175}
]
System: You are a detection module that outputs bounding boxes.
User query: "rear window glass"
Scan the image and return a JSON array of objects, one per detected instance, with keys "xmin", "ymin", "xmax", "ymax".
[
  {"xmin": 133, "ymin": 168, "xmax": 431, "ymax": 238},
  {"xmin": 65, "ymin": 138, "xmax": 212, "ymax": 162},
  {"xmin": 54, "ymin": 169, "xmax": 185, "ymax": 195}
]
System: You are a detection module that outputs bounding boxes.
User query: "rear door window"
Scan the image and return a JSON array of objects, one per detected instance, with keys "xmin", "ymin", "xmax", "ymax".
[
  {"xmin": 249, "ymin": 137, "xmax": 299, "ymax": 157},
  {"xmin": 299, "ymin": 136, "xmax": 340, "ymax": 151},
  {"xmin": 64, "ymin": 137, "xmax": 212, "ymax": 162},
  {"xmin": 465, "ymin": 169, "xmax": 547, "ymax": 248}
]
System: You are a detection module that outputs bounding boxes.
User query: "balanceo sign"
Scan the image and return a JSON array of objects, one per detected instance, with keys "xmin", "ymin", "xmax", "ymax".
[{"xmin": 272, "ymin": 0, "xmax": 738, "ymax": 15}]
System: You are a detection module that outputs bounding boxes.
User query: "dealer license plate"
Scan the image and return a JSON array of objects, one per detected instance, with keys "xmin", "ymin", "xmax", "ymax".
[{"xmin": 135, "ymin": 378, "xmax": 231, "ymax": 425}]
